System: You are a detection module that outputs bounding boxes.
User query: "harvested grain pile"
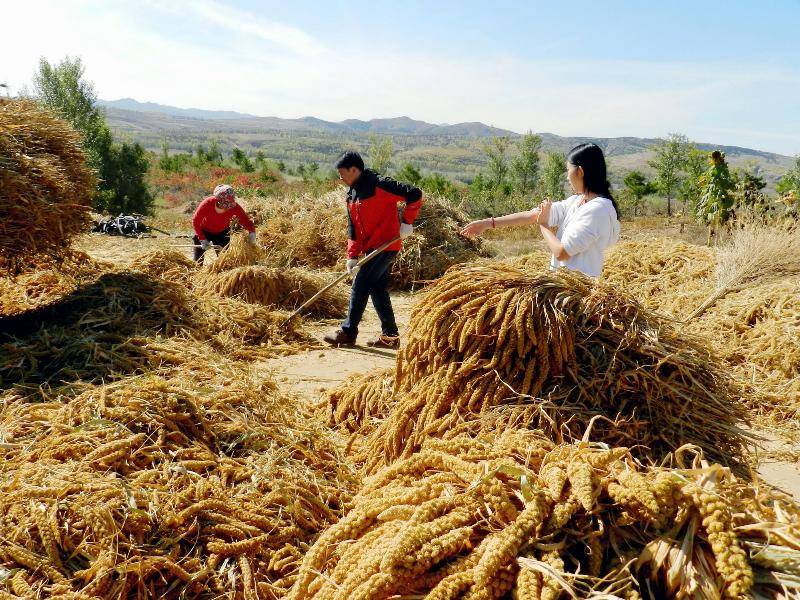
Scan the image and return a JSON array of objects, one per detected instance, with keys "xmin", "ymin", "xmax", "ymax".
[
  {"xmin": 253, "ymin": 191, "xmax": 347, "ymax": 271},
  {"xmin": 253, "ymin": 192, "xmax": 490, "ymax": 289},
  {"xmin": 205, "ymin": 231, "xmax": 266, "ymax": 273},
  {"xmin": 201, "ymin": 265, "xmax": 349, "ymax": 318},
  {"xmin": 0, "ymin": 270, "xmax": 313, "ymax": 389},
  {"xmin": 0, "ymin": 251, "xmax": 110, "ymax": 317},
  {"xmin": 289, "ymin": 433, "xmax": 799, "ymax": 600},
  {"xmin": 130, "ymin": 248, "xmax": 195, "ymax": 283},
  {"xmin": 327, "ymin": 367, "xmax": 396, "ymax": 433},
  {"xmin": 0, "ymin": 99, "xmax": 95, "ymax": 271},
  {"xmin": 601, "ymin": 238, "xmax": 715, "ymax": 317},
  {"xmin": 0, "ymin": 371, "xmax": 358, "ymax": 598},
  {"xmin": 360, "ymin": 264, "xmax": 751, "ymax": 472},
  {"xmin": 392, "ymin": 195, "xmax": 491, "ymax": 288}
]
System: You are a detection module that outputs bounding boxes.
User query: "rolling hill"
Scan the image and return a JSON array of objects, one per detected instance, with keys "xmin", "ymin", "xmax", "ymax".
[{"xmin": 101, "ymin": 98, "xmax": 794, "ymax": 187}]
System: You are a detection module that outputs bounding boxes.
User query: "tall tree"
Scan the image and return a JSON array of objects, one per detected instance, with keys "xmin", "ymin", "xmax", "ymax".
[
  {"xmin": 368, "ymin": 134, "xmax": 393, "ymax": 175},
  {"xmin": 541, "ymin": 151, "xmax": 567, "ymax": 199},
  {"xmin": 622, "ymin": 170, "xmax": 657, "ymax": 217},
  {"xmin": 484, "ymin": 136, "xmax": 511, "ymax": 187},
  {"xmin": 510, "ymin": 131, "xmax": 542, "ymax": 194},
  {"xmin": 678, "ymin": 146, "xmax": 706, "ymax": 214},
  {"xmin": 649, "ymin": 133, "xmax": 691, "ymax": 216},
  {"xmin": 33, "ymin": 56, "xmax": 152, "ymax": 214},
  {"xmin": 231, "ymin": 147, "xmax": 255, "ymax": 172},
  {"xmin": 697, "ymin": 151, "xmax": 735, "ymax": 244}
]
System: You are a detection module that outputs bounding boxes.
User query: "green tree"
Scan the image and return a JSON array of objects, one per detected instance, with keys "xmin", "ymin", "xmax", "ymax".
[
  {"xmin": 420, "ymin": 173, "xmax": 461, "ymax": 203},
  {"xmin": 231, "ymin": 147, "xmax": 255, "ymax": 172},
  {"xmin": 33, "ymin": 56, "xmax": 152, "ymax": 214},
  {"xmin": 368, "ymin": 134, "xmax": 393, "ymax": 174},
  {"xmin": 697, "ymin": 151, "xmax": 735, "ymax": 244},
  {"xmin": 254, "ymin": 150, "xmax": 267, "ymax": 170},
  {"xmin": 777, "ymin": 156, "xmax": 800, "ymax": 199},
  {"xmin": 649, "ymin": 133, "xmax": 691, "ymax": 216},
  {"xmin": 95, "ymin": 142, "xmax": 154, "ymax": 214},
  {"xmin": 510, "ymin": 131, "xmax": 542, "ymax": 194},
  {"xmin": 678, "ymin": 146, "xmax": 706, "ymax": 214},
  {"xmin": 484, "ymin": 136, "xmax": 511, "ymax": 187},
  {"xmin": 622, "ymin": 170, "xmax": 657, "ymax": 217},
  {"xmin": 307, "ymin": 162, "xmax": 320, "ymax": 180},
  {"xmin": 277, "ymin": 160, "xmax": 287, "ymax": 173},
  {"xmin": 396, "ymin": 163, "xmax": 422, "ymax": 186},
  {"xmin": 540, "ymin": 151, "xmax": 566, "ymax": 199}
]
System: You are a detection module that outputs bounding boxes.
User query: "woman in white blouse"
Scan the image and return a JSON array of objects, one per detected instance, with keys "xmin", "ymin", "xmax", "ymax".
[{"xmin": 461, "ymin": 143, "xmax": 621, "ymax": 278}]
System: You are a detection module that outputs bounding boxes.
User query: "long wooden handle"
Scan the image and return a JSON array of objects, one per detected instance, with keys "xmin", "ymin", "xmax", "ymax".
[{"xmin": 281, "ymin": 236, "xmax": 401, "ymax": 326}]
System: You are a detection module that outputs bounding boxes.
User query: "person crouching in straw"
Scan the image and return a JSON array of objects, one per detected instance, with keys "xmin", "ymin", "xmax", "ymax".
[{"xmin": 191, "ymin": 184, "xmax": 257, "ymax": 262}]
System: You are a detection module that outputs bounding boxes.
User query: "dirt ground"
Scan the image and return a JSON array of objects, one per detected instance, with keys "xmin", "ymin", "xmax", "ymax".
[{"xmin": 78, "ymin": 232, "xmax": 800, "ymax": 499}]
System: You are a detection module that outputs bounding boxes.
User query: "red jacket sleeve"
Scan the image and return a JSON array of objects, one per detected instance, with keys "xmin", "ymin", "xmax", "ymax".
[
  {"xmin": 192, "ymin": 198, "xmax": 212, "ymax": 240},
  {"xmin": 232, "ymin": 204, "xmax": 256, "ymax": 233},
  {"xmin": 377, "ymin": 177, "xmax": 423, "ymax": 224},
  {"xmin": 347, "ymin": 238, "xmax": 363, "ymax": 259}
]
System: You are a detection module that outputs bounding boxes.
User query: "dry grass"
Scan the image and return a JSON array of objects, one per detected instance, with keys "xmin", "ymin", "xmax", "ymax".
[
  {"xmin": 0, "ymin": 99, "xmax": 95, "ymax": 271},
  {"xmin": 0, "ymin": 369, "xmax": 358, "ymax": 598}
]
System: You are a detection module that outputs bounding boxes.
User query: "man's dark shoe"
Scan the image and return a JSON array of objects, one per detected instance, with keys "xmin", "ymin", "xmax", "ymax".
[
  {"xmin": 366, "ymin": 334, "xmax": 400, "ymax": 349},
  {"xmin": 323, "ymin": 329, "xmax": 356, "ymax": 347}
]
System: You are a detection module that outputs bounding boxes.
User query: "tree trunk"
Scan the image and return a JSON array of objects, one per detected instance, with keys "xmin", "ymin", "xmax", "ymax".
[{"xmin": 667, "ymin": 194, "xmax": 672, "ymax": 217}]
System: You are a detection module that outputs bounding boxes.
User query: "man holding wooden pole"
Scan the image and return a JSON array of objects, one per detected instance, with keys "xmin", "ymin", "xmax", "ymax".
[{"xmin": 323, "ymin": 152, "xmax": 423, "ymax": 349}]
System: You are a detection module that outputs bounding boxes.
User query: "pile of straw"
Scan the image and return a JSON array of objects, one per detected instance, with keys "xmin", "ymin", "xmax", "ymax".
[
  {"xmin": 204, "ymin": 232, "xmax": 266, "ymax": 274},
  {"xmin": 129, "ymin": 248, "xmax": 196, "ymax": 283},
  {"xmin": 252, "ymin": 192, "xmax": 347, "ymax": 271},
  {"xmin": 0, "ymin": 370, "xmax": 358, "ymax": 598},
  {"xmin": 391, "ymin": 195, "xmax": 491, "ymax": 289},
  {"xmin": 0, "ymin": 99, "xmax": 95, "ymax": 270},
  {"xmin": 327, "ymin": 367, "xmax": 396, "ymax": 434},
  {"xmin": 289, "ymin": 433, "xmax": 799, "ymax": 600},
  {"xmin": 202, "ymin": 266, "xmax": 349, "ymax": 318},
  {"xmin": 601, "ymin": 238, "xmax": 715, "ymax": 318},
  {"xmin": 346, "ymin": 264, "xmax": 751, "ymax": 473},
  {"xmin": 252, "ymin": 192, "xmax": 490, "ymax": 289}
]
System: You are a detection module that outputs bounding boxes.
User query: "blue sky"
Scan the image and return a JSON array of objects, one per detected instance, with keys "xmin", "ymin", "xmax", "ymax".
[{"xmin": 4, "ymin": 0, "xmax": 799, "ymax": 154}]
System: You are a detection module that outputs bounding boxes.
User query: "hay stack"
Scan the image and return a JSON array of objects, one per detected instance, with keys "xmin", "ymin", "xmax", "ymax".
[
  {"xmin": 601, "ymin": 238, "xmax": 715, "ymax": 318},
  {"xmin": 205, "ymin": 232, "xmax": 266, "ymax": 274},
  {"xmin": 289, "ymin": 433, "xmax": 798, "ymax": 600},
  {"xmin": 252, "ymin": 191, "xmax": 347, "ymax": 271},
  {"xmin": 391, "ymin": 195, "xmax": 491, "ymax": 288},
  {"xmin": 327, "ymin": 367, "xmax": 396, "ymax": 433},
  {"xmin": 202, "ymin": 266, "xmax": 349, "ymax": 318},
  {"xmin": 253, "ymin": 192, "xmax": 490, "ymax": 289},
  {"xmin": 357, "ymin": 264, "xmax": 751, "ymax": 472},
  {"xmin": 0, "ymin": 371, "xmax": 357, "ymax": 598},
  {"xmin": 0, "ymin": 99, "xmax": 95, "ymax": 270},
  {"xmin": 130, "ymin": 248, "xmax": 195, "ymax": 283}
]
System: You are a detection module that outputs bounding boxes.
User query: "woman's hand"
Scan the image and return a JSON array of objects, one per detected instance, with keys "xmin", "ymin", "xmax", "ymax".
[
  {"xmin": 460, "ymin": 219, "xmax": 490, "ymax": 238},
  {"xmin": 537, "ymin": 200, "xmax": 553, "ymax": 226}
]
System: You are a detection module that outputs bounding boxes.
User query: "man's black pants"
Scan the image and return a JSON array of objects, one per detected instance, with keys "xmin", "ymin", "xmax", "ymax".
[
  {"xmin": 193, "ymin": 229, "xmax": 230, "ymax": 262},
  {"xmin": 341, "ymin": 250, "xmax": 398, "ymax": 339}
]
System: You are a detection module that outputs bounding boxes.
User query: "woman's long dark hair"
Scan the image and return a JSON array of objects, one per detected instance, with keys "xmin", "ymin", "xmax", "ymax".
[{"xmin": 566, "ymin": 143, "xmax": 618, "ymax": 217}]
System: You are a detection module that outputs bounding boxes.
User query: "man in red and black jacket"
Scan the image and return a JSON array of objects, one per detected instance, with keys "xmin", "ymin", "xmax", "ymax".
[{"xmin": 323, "ymin": 151, "xmax": 423, "ymax": 349}]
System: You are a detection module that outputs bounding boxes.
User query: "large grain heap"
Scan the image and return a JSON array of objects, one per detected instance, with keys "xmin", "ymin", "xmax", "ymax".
[
  {"xmin": 0, "ymin": 98, "xmax": 95, "ymax": 271},
  {"xmin": 350, "ymin": 264, "xmax": 751, "ymax": 473}
]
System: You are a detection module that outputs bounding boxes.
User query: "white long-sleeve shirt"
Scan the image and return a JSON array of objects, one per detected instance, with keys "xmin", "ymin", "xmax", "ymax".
[{"xmin": 546, "ymin": 194, "xmax": 621, "ymax": 278}]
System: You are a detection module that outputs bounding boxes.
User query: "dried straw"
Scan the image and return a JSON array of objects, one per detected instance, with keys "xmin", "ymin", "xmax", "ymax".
[{"xmin": 0, "ymin": 99, "xmax": 95, "ymax": 271}]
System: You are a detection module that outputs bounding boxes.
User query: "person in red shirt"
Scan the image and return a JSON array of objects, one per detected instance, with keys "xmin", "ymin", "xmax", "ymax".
[
  {"xmin": 191, "ymin": 184, "xmax": 256, "ymax": 262},
  {"xmin": 323, "ymin": 151, "xmax": 423, "ymax": 349}
]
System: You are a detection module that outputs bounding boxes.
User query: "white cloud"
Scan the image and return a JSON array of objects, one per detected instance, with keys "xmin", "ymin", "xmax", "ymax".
[{"xmin": 2, "ymin": 1, "xmax": 798, "ymax": 155}]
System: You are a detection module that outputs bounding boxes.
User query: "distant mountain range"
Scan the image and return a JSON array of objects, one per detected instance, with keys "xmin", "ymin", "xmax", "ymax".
[
  {"xmin": 100, "ymin": 97, "xmax": 793, "ymax": 186},
  {"xmin": 99, "ymin": 98, "xmax": 517, "ymax": 137}
]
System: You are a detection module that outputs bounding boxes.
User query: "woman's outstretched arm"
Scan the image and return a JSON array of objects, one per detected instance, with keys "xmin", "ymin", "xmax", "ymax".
[{"xmin": 460, "ymin": 208, "xmax": 542, "ymax": 238}]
